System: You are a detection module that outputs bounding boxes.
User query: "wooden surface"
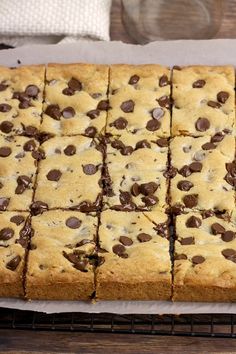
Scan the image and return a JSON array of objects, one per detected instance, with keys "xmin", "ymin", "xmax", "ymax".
[
  {"xmin": 2, "ymin": 1, "xmax": 236, "ymax": 353},
  {"xmin": 110, "ymin": 0, "xmax": 236, "ymax": 43},
  {"xmin": 1, "ymin": 329, "xmax": 236, "ymax": 354}
]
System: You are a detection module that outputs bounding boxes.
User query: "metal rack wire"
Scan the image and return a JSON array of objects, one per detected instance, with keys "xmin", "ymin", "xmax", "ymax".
[{"xmin": 0, "ymin": 309, "xmax": 235, "ymax": 337}]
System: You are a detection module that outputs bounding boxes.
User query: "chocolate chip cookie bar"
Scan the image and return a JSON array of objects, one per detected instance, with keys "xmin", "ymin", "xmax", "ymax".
[
  {"xmin": 41, "ymin": 64, "xmax": 109, "ymax": 137},
  {"xmin": 107, "ymin": 65, "xmax": 171, "ymax": 137},
  {"xmin": 96, "ymin": 210, "xmax": 171, "ymax": 300},
  {"xmin": 0, "ymin": 135, "xmax": 40, "ymax": 211},
  {"xmin": 0, "ymin": 212, "xmax": 31, "ymax": 297},
  {"xmin": 26, "ymin": 210, "xmax": 97, "ymax": 300},
  {"xmin": 169, "ymin": 134, "xmax": 235, "ymax": 213},
  {"xmin": 173, "ymin": 212, "xmax": 236, "ymax": 301},
  {"xmin": 172, "ymin": 65, "xmax": 235, "ymax": 136},
  {"xmin": 0, "ymin": 65, "xmax": 45, "ymax": 136},
  {"xmin": 103, "ymin": 134, "xmax": 168, "ymax": 211},
  {"xmin": 33, "ymin": 136, "xmax": 103, "ymax": 212}
]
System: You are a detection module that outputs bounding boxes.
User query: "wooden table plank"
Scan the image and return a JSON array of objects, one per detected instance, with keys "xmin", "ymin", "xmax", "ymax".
[{"xmin": 1, "ymin": 330, "xmax": 236, "ymax": 353}]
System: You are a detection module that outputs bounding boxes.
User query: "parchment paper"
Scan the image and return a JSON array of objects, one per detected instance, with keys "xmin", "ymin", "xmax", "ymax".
[{"xmin": 0, "ymin": 39, "xmax": 236, "ymax": 314}]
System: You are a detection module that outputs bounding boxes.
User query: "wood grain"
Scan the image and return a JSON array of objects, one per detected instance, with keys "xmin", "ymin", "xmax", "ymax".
[
  {"xmin": 110, "ymin": 0, "xmax": 236, "ymax": 43},
  {"xmin": 1, "ymin": 330, "xmax": 236, "ymax": 353}
]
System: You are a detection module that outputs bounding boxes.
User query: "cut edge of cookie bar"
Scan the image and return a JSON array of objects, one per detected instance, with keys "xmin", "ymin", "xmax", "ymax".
[
  {"xmin": 0, "ymin": 64, "xmax": 46, "ymax": 137},
  {"xmin": 171, "ymin": 65, "xmax": 235, "ymax": 137},
  {"xmin": 95, "ymin": 210, "xmax": 171, "ymax": 300},
  {"xmin": 173, "ymin": 211, "xmax": 236, "ymax": 302},
  {"xmin": 40, "ymin": 63, "xmax": 109, "ymax": 138},
  {"xmin": 25, "ymin": 210, "xmax": 98, "ymax": 300},
  {"xmin": 0, "ymin": 211, "xmax": 31, "ymax": 298},
  {"xmin": 107, "ymin": 64, "xmax": 171, "ymax": 138}
]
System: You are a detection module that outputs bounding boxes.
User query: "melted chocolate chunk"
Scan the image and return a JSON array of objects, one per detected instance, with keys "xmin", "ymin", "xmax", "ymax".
[
  {"xmin": 129, "ymin": 75, "xmax": 140, "ymax": 85},
  {"xmin": 0, "ymin": 197, "xmax": 10, "ymax": 211},
  {"xmin": 97, "ymin": 100, "xmax": 110, "ymax": 111},
  {"xmin": 192, "ymin": 79, "xmax": 206, "ymax": 88},
  {"xmin": 146, "ymin": 119, "xmax": 161, "ymax": 131},
  {"xmin": 45, "ymin": 104, "xmax": 61, "ymax": 120},
  {"xmin": 137, "ymin": 233, "xmax": 152, "ymax": 242},
  {"xmin": 68, "ymin": 78, "xmax": 82, "ymax": 91},
  {"xmin": 46, "ymin": 169, "xmax": 62, "ymax": 181},
  {"xmin": 139, "ymin": 182, "xmax": 158, "ymax": 196},
  {"xmin": 152, "ymin": 107, "xmax": 164, "ymax": 120},
  {"xmin": 207, "ymin": 100, "xmax": 221, "ymax": 108},
  {"xmin": 159, "ymin": 74, "xmax": 169, "ymax": 87},
  {"xmin": 120, "ymin": 100, "xmax": 134, "ymax": 113},
  {"xmin": 119, "ymin": 236, "xmax": 133, "ymax": 246},
  {"xmin": 6, "ymin": 255, "xmax": 21, "ymax": 271},
  {"xmin": 112, "ymin": 244, "xmax": 128, "ymax": 258},
  {"xmin": 66, "ymin": 217, "xmax": 81, "ymax": 229},
  {"xmin": 86, "ymin": 109, "xmax": 100, "ymax": 119},
  {"xmin": 0, "ymin": 146, "xmax": 11, "ymax": 157},
  {"xmin": 23, "ymin": 139, "xmax": 36, "ymax": 151},
  {"xmin": 25, "ymin": 85, "xmax": 39, "ymax": 98},
  {"xmin": 221, "ymin": 231, "xmax": 235, "ymax": 242},
  {"xmin": 111, "ymin": 117, "xmax": 128, "ymax": 130},
  {"xmin": 10, "ymin": 215, "xmax": 25, "ymax": 225},
  {"xmin": 135, "ymin": 140, "xmax": 151, "ymax": 149},
  {"xmin": 0, "ymin": 103, "xmax": 11, "ymax": 112},
  {"xmin": 177, "ymin": 180, "xmax": 193, "ymax": 191},
  {"xmin": 183, "ymin": 194, "xmax": 198, "ymax": 208},
  {"xmin": 62, "ymin": 107, "xmax": 75, "ymax": 119},
  {"xmin": 211, "ymin": 222, "xmax": 225, "ymax": 235},
  {"xmin": 82, "ymin": 164, "xmax": 97, "ymax": 175},
  {"xmin": 192, "ymin": 255, "xmax": 205, "ymax": 264},
  {"xmin": 180, "ymin": 237, "xmax": 194, "ymax": 245},
  {"xmin": 30, "ymin": 201, "xmax": 48, "ymax": 215},
  {"xmin": 217, "ymin": 91, "xmax": 229, "ymax": 104},
  {"xmin": 0, "ymin": 121, "xmax": 13, "ymax": 134},
  {"xmin": 195, "ymin": 118, "xmax": 210, "ymax": 132},
  {"xmin": 185, "ymin": 215, "xmax": 202, "ymax": 228},
  {"xmin": 0, "ymin": 227, "xmax": 14, "ymax": 240}
]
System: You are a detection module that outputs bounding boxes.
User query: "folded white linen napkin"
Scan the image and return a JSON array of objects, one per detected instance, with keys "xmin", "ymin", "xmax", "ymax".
[{"xmin": 0, "ymin": 0, "xmax": 111, "ymax": 46}]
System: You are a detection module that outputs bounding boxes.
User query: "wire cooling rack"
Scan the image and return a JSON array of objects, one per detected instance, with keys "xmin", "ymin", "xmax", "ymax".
[{"xmin": 0, "ymin": 309, "xmax": 235, "ymax": 337}]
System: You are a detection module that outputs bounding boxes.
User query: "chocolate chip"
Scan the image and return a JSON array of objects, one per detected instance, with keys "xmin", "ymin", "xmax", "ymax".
[
  {"xmin": 6, "ymin": 255, "xmax": 21, "ymax": 271},
  {"xmin": 135, "ymin": 140, "xmax": 151, "ymax": 149},
  {"xmin": 201, "ymin": 142, "xmax": 216, "ymax": 150},
  {"xmin": 120, "ymin": 191, "xmax": 132, "ymax": 205},
  {"xmin": 68, "ymin": 78, "xmax": 82, "ymax": 91},
  {"xmin": 201, "ymin": 210, "xmax": 214, "ymax": 219},
  {"xmin": 173, "ymin": 65, "xmax": 181, "ymax": 70},
  {"xmin": 141, "ymin": 195, "xmax": 158, "ymax": 206},
  {"xmin": 177, "ymin": 180, "xmax": 193, "ymax": 191},
  {"xmin": 112, "ymin": 244, "xmax": 127, "ymax": 257},
  {"xmin": 175, "ymin": 253, "xmax": 187, "ymax": 260},
  {"xmin": 84, "ymin": 126, "xmax": 97, "ymax": 137},
  {"xmin": 156, "ymin": 138, "xmax": 168, "ymax": 147},
  {"xmin": 207, "ymin": 100, "xmax": 221, "ymax": 108},
  {"xmin": 211, "ymin": 222, "xmax": 225, "ymax": 235},
  {"xmin": 10, "ymin": 215, "xmax": 25, "ymax": 225},
  {"xmin": 183, "ymin": 194, "xmax": 198, "ymax": 208},
  {"xmin": 222, "ymin": 248, "xmax": 236, "ymax": 262},
  {"xmin": 0, "ymin": 121, "xmax": 13, "ymax": 133},
  {"xmin": 131, "ymin": 183, "xmax": 140, "ymax": 197},
  {"xmin": 192, "ymin": 255, "xmax": 205, "ymax": 264},
  {"xmin": 226, "ymin": 162, "xmax": 236, "ymax": 177},
  {"xmin": 112, "ymin": 117, "xmax": 128, "ymax": 130},
  {"xmin": 146, "ymin": 119, "xmax": 161, "ymax": 131},
  {"xmin": 164, "ymin": 166, "xmax": 178, "ymax": 178},
  {"xmin": 140, "ymin": 182, "xmax": 158, "ymax": 196},
  {"xmin": 62, "ymin": 87, "xmax": 75, "ymax": 96},
  {"xmin": 119, "ymin": 236, "xmax": 133, "ymax": 246},
  {"xmin": 0, "ymin": 227, "xmax": 14, "ymax": 240},
  {"xmin": 82, "ymin": 164, "xmax": 97, "ymax": 175},
  {"xmin": 66, "ymin": 217, "xmax": 81, "ymax": 229},
  {"xmin": 62, "ymin": 107, "xmax": 75, "ymax": 119},
  {"xmin": 0, "ymin": 103, "xmax": 11, "ymax": 112},
  {"xmin": 192, "ymin": 79, "xmax": 206, "ymax": 88},
  {"xmin": 120, "ymin": 100, "xmax": 134, "ymax": 113},
  {"xmin": 0, "ymin": 197, "xmax": 9, "ymax": 211},
  {"xmin": 217, "ymin": 91, "xmax": 229, "ymax": 104},
  {"xmin": 0, "ymin": 146, "xmax": 11, "ymax": 157},
  {"xmin": 32, "ymin": 148, "xmax": 45, "ymax": 161},
  {"xmin": 159, "ymin": 74, "xmax": 169, "ymax": 87},
  {"xmin": 17, "ymin": 175, "xmax": 31, "ymax": 187},
  {"xmin": 129, "ymin": 75, "xmax": 140, "ymax": 85},
  {"xmin": 0, "ymin": 83, "xmax": 8, "ymax": 91},
  {"xmin": 23, "ymin": 139, "xmax": 36, "ymax": 151},
  {"xmin": 97, "ymin": 256, "xmax": 105, "ymax": 266},
  {"xmin": 25, "ymin": 85, "xmax": 39, "ymax": 98},
  {"xmin": 47, "ymin": 169, "xmax": 62, "ymax": 181},
  {"xmin": 45, "ymin": 104, "xmax": 61, "ymax": 120},
  {"xmin": 19, "ymin": 100, "xmax": 31, "ymax": 109},
  {"xmin": 86, "ymin": 109, "xmax": 100, "ymax": 119},
  {"xmin": 189, "ymin": 162, "xmax": 202, "ymax": 173},
  {"xmin": 195, "ymin": 118, "xmax": 210, "ymax": 132},
  {"xmin": 121, "ymin": 146, "xmax": 133, "ymax": 155},
  {"xmin": 97, "ymin": 100, "xmax": 110, "ymax": 111},
  {"xmin": 154, "ymin": 222, "xmax": 169, "ymax": 238},
  {"xmin": 24, "ymin": 125, "xmax": 38, "ymax": 137},
  {"xmin": 30, "ymin": 201, "xmax": 48, "ymax": 215},
  {"xmin": 157, "ymin": 95, "xmax": 170, "ymax": 109},
  {"xmin": 222, "ymin": 231, "xmax": 235, "ymax": 242},
  {"xmin": 91, "ymin": 93, "xmax": 102, "ymax": 99},
  {"xmin": 63, "ymin": 251, "xmax": 88, "ymax": 271},
  {"xmin": 64, "ymin": 145, "xmax": 76, "ymax": 156},
  {"xmin": 224, "ymin": 173, "xmax": 236, "ymax": 187},
  {"xmin": 186, "ymin": 215, "xmax": 202, "ymax": 228},
  {"xmin": 211, "ymin": 132, "xmax": 224, "ymax": 143},
  {"xmin": 152, "ymin": 107, "xmax": 164, "ymax": 120},
  {"xmin": 111, "ymin": 140, "xmax": 125, "ymax": 150},
  {"xmin": 180, "ymin": 237, "xmax": 194, "ymax": 245},
  {"xmin": 178, "ymin": 165, "xmax": 191, "ymax": 177},
  {"xmin": 137, "ymin": 233, "xmax": 152, "ymax": 242}
]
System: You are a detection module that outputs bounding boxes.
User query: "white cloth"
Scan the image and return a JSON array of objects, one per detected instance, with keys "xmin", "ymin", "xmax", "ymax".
[{"xmin": 0, "ymin": 0, "xmax": 111, "ymax": 46}]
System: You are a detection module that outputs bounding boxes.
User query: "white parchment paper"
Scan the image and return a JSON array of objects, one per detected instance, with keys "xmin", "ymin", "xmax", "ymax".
[{"xmin": 0, "ymin": 39, "xmax": 236, "ymax": 314}]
